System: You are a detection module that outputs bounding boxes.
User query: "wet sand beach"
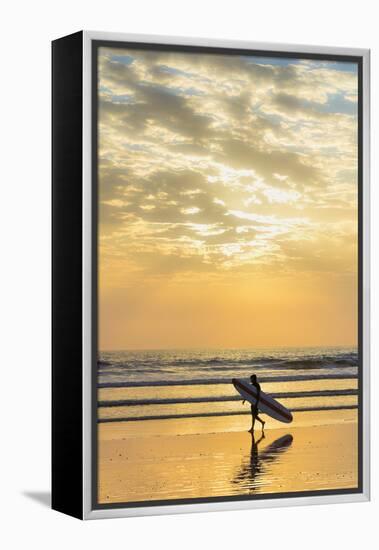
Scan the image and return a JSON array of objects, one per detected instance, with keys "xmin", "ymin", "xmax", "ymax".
[{"xmin": 98, "ymin": 410, "xmax": 358, "ymax": 504}]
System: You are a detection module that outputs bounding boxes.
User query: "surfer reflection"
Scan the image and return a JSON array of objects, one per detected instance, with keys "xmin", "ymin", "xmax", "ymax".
[
  {"xmin": 247, "ymin": 432, "xmax": 265, "ymax": 481},
  {"xmin": 233, "ymin": 433, "xmax": 293, "ymax": 492},
  {"xmin": 248, "ymin": 374, "xmax": 265, "ymax": 433}
]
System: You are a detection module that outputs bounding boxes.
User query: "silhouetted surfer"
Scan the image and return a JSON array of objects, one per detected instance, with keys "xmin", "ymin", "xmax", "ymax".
[{"xmin": 249, "ymin": 374, "xmax": 265, "ymax": 433}]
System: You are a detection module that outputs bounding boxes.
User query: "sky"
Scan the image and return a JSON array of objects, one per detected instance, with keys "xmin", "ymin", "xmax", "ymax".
[{"xmin": 97, "ymin": 47, "xmax": 358, "ymax": 350}]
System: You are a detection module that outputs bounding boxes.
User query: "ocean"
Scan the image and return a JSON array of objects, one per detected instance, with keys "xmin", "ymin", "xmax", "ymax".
[{"xmin": 97, "ymin": 346, "xmax": 358, "ymax": 425}]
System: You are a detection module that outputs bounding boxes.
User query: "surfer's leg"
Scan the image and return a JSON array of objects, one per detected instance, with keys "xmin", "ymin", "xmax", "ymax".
[
  {"xmin": 256, "ymin": 415, "xmax": 265, "ymax": 433},
  {"xmin": 255, "ymin": 432, "xmax": 265, "ymax": 445},
  {"xmin": 249, "ymin": 406, "xmax": 257, "ymax": 432}
]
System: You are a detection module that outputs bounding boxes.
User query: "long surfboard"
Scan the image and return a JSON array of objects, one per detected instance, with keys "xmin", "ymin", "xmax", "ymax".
[{"xmin": 232, "ymin": 378, "xmax": 293, "ymax": 424}]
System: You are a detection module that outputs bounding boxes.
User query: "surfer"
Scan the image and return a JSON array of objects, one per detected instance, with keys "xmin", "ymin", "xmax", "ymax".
[{"xmin": 249, "ymin": 374, "xmax": 265, "ymax": 433}]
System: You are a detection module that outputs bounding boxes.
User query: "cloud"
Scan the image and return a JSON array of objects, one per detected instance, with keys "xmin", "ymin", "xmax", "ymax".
[{"xmin": 97, "ymin": 46, "xmax": 358, "ymax": 279}]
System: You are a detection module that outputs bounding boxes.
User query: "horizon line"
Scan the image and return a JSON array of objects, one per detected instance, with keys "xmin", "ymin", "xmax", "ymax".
[{"xmin": 98, "ymin": 343, "xmax": 358, "ymax": 353}]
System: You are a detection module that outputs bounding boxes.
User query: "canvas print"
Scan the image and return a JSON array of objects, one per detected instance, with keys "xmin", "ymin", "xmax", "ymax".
[{"xmin": 95, "ymin": 45, "xmax": 360, "ymax": 506}]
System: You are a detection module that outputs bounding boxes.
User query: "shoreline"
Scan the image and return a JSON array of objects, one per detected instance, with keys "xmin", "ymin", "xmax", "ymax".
[{"xmin": 98, "ymin": 411, "xmax": 358, "ymax": 504}]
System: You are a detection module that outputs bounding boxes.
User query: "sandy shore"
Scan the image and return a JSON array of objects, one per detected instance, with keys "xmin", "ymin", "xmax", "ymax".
[{"xmin": 98, "ymin": 410, "xmax": 358, "ymax": 504}]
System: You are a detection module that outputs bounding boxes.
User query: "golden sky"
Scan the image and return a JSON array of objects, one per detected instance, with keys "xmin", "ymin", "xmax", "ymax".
[{"xmin": 98, "ymin": 48, "xmax": 358, "ymax": 350}]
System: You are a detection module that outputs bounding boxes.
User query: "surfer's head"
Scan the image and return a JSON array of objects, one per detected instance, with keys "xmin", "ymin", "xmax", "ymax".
[{"xmin": 250, "ymin": 374, "xmax": 257, "ymax": 384}]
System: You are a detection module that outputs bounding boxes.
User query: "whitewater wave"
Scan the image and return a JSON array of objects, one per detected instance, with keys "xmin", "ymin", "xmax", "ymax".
[{"xmin": 98, "ymin": 354, "xmax": 358, "ymax": 372}]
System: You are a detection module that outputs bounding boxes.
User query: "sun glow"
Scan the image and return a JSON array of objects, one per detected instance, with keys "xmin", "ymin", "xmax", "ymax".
[{"xmin": 98, "ymin": 47, "xmax": 358, "ymax": 350}]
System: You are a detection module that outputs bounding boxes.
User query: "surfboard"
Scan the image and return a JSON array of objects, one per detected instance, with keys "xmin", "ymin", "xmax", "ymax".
[{"xmin": 232, "ymin": 378, "xmax": 293, "ymax": 424}]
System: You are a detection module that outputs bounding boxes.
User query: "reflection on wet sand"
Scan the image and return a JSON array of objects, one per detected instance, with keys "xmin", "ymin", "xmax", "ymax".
[
  {"xmin": 233, "ymin": 433, "xmax": 294, "ymax": 493},
  {"xmin": 98, "ymin": 416, "xmax": 357, "ymax": 503}
]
